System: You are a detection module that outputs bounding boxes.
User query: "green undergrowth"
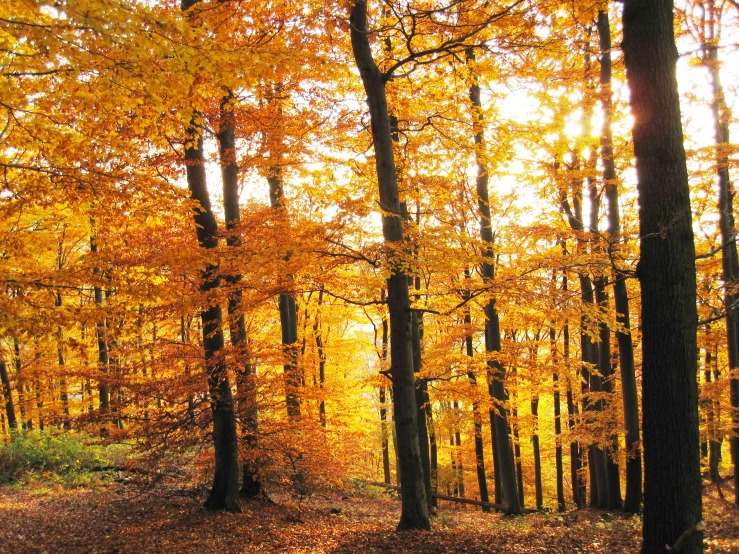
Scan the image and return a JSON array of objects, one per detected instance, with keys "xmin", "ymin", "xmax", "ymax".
[{"xmin": 0, "ymin": 430, "xmax": 131, "ymax": 486}]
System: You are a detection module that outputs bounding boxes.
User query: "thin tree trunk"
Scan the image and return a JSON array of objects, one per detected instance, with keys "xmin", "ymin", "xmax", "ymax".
[
  {"xmin": 14, "ymin": 338, "xmax": 31, "ymax": 430},
  {"xmin": 597, "ymin": 9, "xmax": 642, "ymax": 513},
  {"xmin": 510, "ymin": 368, "xmax": 525, "ymax": 508},
  {"xmin": 464, "ymin": 278, "xmax": 491, "ymax": 512},
  {"xmin": 217, "ymin": 90, "xmax": 261, "ymax": 498},
  {"xmin": 350, "ymin": 0, "xmax": 429, "ymax": 529},
  {"xmin": 594, "ymin": 279, "xmax": 623, "ymax": 510},
  {"xmin": 90, "ymin": 232, "xmax": 109, "ymax": 415},
  {"xmin": 380, "ymin": 312, "xmax": 392, "ymax": 485},
  {"xmin": 622, "ymin": 0, "xmax": 703, "ymax": 549},
  {"xmin": 268, "ymin": 165, "xmax": 301, "ymax": 419},
  {"xmin": 701, "ymin": 4, "xmax": 739, "ymax": 505},
  {"xmin": 531, "ymin": 392, "xmax": 543, "ymax": 510},
  {"xmin": 563, "ymin": 273, "xmax": 585, "ymax": 507},
  {"xmin": 468, "ymin": 46, "xmax": 520, "ymax": 515},
  {"xmin": 380, "ymin": 385, "xmax": 391, "ymax": 484},
  {"xmin": 551, "ymin": 322, "xmax": 566, "ymax": 511},
  {"xmin": 0, "ymin": 359, "xmax": 17, "ymax": 432},
  {"xmin": 315, "ymin": 289, "xmax": 327, "ymax": 428}
]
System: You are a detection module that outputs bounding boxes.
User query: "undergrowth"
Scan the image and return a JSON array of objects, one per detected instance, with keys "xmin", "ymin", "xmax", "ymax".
[{"xmin": 0, "ymin": 430, "xmax": 131, "ymax": 485}]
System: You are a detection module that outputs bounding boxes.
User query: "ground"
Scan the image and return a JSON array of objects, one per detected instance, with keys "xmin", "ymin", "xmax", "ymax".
[{"xmin": 0, "ymin": 480, "xmax": 736, "ymax": 553}]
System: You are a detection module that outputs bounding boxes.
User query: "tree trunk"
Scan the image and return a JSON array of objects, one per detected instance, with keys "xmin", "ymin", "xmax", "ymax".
[
  {"xmin": 551, "ymin": 322, "xmax": 566, "ymax": 511},
  {"xmin": 14, "ymin": 339, "xmax": 31, "ymax": 430},
  {"xmin": 380, "ymin": 385, "xmax": 391, "ymax": 484},
  {"xmin": 465, "ymin": 287, "xmax": 491, "ymax": 512},
  {"xmin": 90, "ymin": 232, "xmax": 109, "ymax": 415},
  {"xmin": 468, "ymin": 46, "xmax": 520, "ymax": 515},
  {"xmin": 702, "ymin": 10, "xmax": 739, "ymax": 506},
  {"xmin": 178, "ymin": 25, "xmax": 241, "ymax": 507},
  {"xmin": 380, "ymin": 314, "xmax": 392, "ymax": 485},
  {"xmin": 595, "ymin": 279, "xmax": 623, "ymax": 510},
  {"xmin": 622, "ymin": 0, "xmax": 703, "ymax": 550},
  {"xmin": 597, "ymin": 9, "xmax": 642, "ymax": 513},
  {"xmin": 511, "ymin": 375, "xmax": 525, "ymax": 508},
  {"xmin": 315, "ymin": 289, "xmax": 327, "ymax": 428},
  {"xmin": 0, "ymin": 359, "xmax": 17, "ymax": 432},
  {"xmin": 411, "ymin": 310, "xmax": 433, "ymax": 508},
  {"xmin": 268, "ymin": 166, "xmax": 301, "ymax": 420},
  {"xmin": 217, "ymin": 90, "xmax": 261, "ymax": 498},
  {"xmin": 563, "ymin": 274, "xmax": 585, "ymax": 507},
  {"xmin": 349, "ymin": 0, "xmax": 429, "ymax": 529},
  {"xmin": 531, "ymin": 393, "xmax": 543, "ymax": 510}
]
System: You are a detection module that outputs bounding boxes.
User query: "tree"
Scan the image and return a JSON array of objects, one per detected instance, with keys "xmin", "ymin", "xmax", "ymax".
[
  {"xmin": 467, "ymin": 47, "xmax": 521, "ymax": 515},
  {"xmin": 349, "ymin": 0, "xmax": 430, "ymax": 529},
  {"xmin": 181, "ymin": 0, "xmax": 241, "ymax": 512},
  {"xmin": 622, "ymin": 0, "xmax": 703, "ymax": 551},
  {"xmin": 597, "ymin": 7, "xmax": 642, "ymax": 514}
]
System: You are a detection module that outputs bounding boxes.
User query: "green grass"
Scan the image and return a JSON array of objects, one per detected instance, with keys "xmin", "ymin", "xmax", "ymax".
[{"xmin": 0, "ymin": 430, "xmax": 131, "ymax": 485}]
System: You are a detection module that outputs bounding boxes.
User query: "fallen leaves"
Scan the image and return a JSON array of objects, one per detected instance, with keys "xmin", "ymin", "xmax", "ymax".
[{"xmin": 0, "ymin": 481, "xmax": 737, "ymax": 553}]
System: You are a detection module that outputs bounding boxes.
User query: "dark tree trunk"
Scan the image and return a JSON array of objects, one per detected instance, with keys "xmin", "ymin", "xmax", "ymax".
[
  {"xmin": 14, "ymin": 339, "xmax": 31, "ymax": 430},
  {"xmin": 411, "ymin": 309, "xmax": 433, "ymax": 509},
  {"xmin": 468, "ymin": 47, "xmax": 520, "ymax": 515},
  {"xmin": 56, "ymin": 293, "xmax": 70, "ymax": 430},
  {"xmin": 428, "ymin": 398, "xmax": 438, "ymax": 503},
  {"xmin": 268, "ymin": 167, "xmax": 301, "ymax": 420},
  {"xmin": 465, "ymin": 288, "xmax": 491, "ymax": 512},
  {"xmin": 622, "ymin": 0, "xmax": 703, "ymax": 550},
  {"xmin": 489, "ymin": 406, "xmax": 502, "ymax": 505},
  {"xmin": 90, "ymin": 233, "xmax": 109, "ymax": 414},
  {"xmin": 380, "ymin": 385, "xmax": 392, "ymax": 485},
  {"xmin": 563, "ymin": 275, "xmax": 585, "ymax": 507},
  {"xmin": 550, "ymin": 323, "xmax": 566, "ymax": 511},
  {"xmin": 701, "ymin": 9, "xmax": 739, "ymax": 505},
  {"xmin": 0, "ymin": 359, "xmax": 17, "ymax": 432},
  {"xmin": 179, "ymin": 42, "xmax": 241, "ymax": 508},
  {"xmin": 511, "ymin": 377, "xmax": 525, "ymax": 508},
  {"xmin": 314, "ymin": 289, "xmax": 327, "ymax": 428},
  {"xmin": 595, "ymin": 279, "xmax": 623, "ymax": 510},
  {"xmin": 597, "ymin": 9, "xmax": 642, "ymax": 513},
  {"xmin": 531, "ymin": 393, "xmax": 543, "ymax": 510},
  {"xmin": 703, "ymin": 363, "xmax": 723, "ymax": 496},
  {"xmin": 217, "ymin": 90, "xmax": 262, "ymax": 498},
  {"xmin": 349, "ymin": 0, "xmax": 429, "ymax": 529},
  {"xmin": 380, "ymin": 314, "xmax": 392, "ymax": 485},
  {"xmin": 452, "ymin": 401, "xmax": 463, "ymax": 498}
]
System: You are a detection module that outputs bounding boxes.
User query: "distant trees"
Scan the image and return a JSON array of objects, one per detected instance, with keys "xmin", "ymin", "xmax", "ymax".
[{"xmin": 1, "ymin": 0, "xmax": 736, "ymax": 536}]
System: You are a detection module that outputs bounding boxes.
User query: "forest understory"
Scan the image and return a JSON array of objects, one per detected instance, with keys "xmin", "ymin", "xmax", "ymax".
[{"xmin": 0, "ymin": 478, "xmax": 736, "ymax": 554}]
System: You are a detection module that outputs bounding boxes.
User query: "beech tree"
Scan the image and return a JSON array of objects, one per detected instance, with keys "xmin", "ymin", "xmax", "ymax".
[{"xmin": 622, "ymin": 0, "xmax": 703, "ymax": 551}]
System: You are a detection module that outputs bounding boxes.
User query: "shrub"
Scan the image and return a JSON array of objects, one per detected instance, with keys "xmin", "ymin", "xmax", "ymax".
[{"xmin": 0, "ymin": 430, "xmax": 126, "ymax": 484}]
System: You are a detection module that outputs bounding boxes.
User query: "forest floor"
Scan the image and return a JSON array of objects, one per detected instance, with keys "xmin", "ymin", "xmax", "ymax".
[{"xmin": 0, "ymin": 478, "xmax": 736, "ymax": 554}]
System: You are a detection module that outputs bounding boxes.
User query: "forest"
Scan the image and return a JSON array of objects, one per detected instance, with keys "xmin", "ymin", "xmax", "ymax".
[{"xmin": 0, "ymin": 0, "xmax": 738, "ymax": 552}]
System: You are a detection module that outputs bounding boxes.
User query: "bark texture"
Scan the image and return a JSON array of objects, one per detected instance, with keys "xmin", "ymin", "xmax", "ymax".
[
  {"xmin": 468, "ymin": 47, "xmax": 520, "ymax": 515},
  {"xmin": 217, "ymin": 92, "xmax": 261, "ymax": 498},
  {"xmin": 622, "ymin": 0, "xmax": 703, "ymax": 550},
  {"xmin": 597, "ymin": 9, "xmax": 642, "ymax": 513},
  {"xmin": 349, "ymin": 0, "xmax": 429, "ymax": 529},
  {"xmin": 180, "ymin": 52, "xmax": 241, "ymax": 510}
]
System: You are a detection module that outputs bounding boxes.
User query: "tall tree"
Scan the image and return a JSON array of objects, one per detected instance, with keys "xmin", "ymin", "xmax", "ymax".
[
  {"xmin": 467, "ymin": 47, "xmax": 521, "ymax": 515},
  {"xmin": 217, "ymin": 90, "xmax": 261, "ymax": 498},
  {"xmin": 622, "ymin": 0, "xmax": 703, "ymax": 550},
  {"xmin": 694, "ymin": 0, "xmax": 739, "ymax": 505},
  {"xmin": 349, "ymin": 0, "xmax": 430, "ymax": 529},
  {"xmin": 597, "ymin": 8, "xmax": 642, "ymax": 513},
  {"xmin": 181, "ymin": 0, "xmax": 241, "ymax": 512}
]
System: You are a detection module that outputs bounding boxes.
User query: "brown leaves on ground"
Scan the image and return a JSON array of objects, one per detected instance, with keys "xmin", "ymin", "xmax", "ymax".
[{"xmin": 0, "ymin": 482, "xmax": 736, "ymax": 554}]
